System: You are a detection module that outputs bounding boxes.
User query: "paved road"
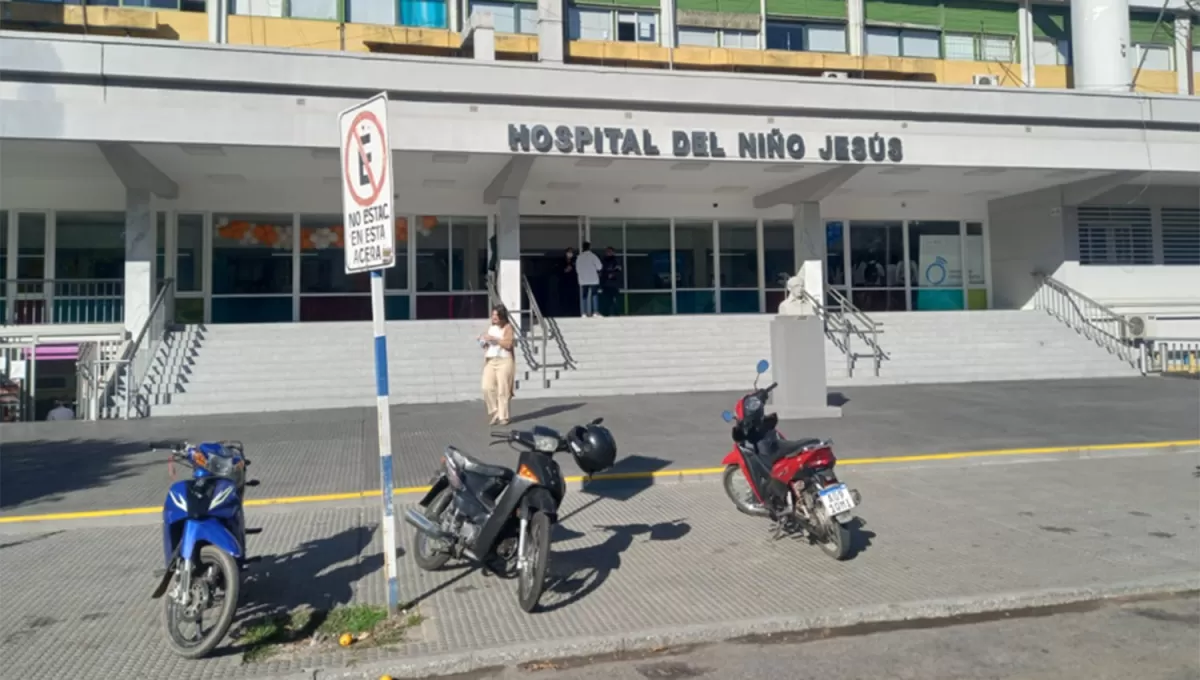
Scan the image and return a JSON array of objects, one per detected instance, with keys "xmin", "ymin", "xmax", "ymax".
[
  {"xmin": 2, "ymin": 376, "xmax": 1197, "ymax": 517},
  {"xmin": 1, "ymin": 450, "xmax": 1196, "ymax": 680},
  {"xmin": 477, "ymin": 594, "xmax": 1200, "ymax": 680}
]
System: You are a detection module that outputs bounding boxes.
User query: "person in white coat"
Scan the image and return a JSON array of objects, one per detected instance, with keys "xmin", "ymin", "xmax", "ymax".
[{"xmin": 575, "ymin": 241, "xmax": 604, "ymax": 318}]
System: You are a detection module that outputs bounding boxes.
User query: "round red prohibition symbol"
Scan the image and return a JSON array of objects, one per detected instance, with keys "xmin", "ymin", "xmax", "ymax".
[{"xmin": 343, "ymin": 109, "xmax": 388, "ymax": 208}]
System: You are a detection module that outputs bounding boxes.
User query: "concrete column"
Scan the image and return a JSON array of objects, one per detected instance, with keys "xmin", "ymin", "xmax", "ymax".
[
  {"xmin": 1018, "ymin": 0, "xmax": 1036, "ymax": 87},
  {"xmin": 846, "ymin": 0, "xmax": 864, "ymax": 57},
  {"xmin": 464, "ymin": 10, "xmax": 497, "ymax": 61},
  {"xmin": 538, "ymin": 0, "xmax": 565, "ymax": 63},
  {"xmin": 496, "ymin": 197, "xmax": 522, "ymax": 314},
  {"xmin": 124, "ymin": 188, "xmax": 155, "ymax": 334},
  {"xmin": 1174, "ymin": 15, "xmax": 1192, "ymax": 95},
  {"xmin": 660, "ymin": 0, "xmax": 676, "ymax": 49},
  {"xmin": 792, "ymin": 202, "xmax": 825, "ymax": 301},
  {"xmin": 206, "ymin": 0, "xmax": 226, "ymax": 43},
  {"xmin": 1070, "ymin": 0, "xmax": 1131, "ymax": 91}
]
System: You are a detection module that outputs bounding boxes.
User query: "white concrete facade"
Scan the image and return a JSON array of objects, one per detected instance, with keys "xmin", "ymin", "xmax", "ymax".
[{"xmin": 1, "ymin": 32, "xmax": 1198, "ymax": 332}]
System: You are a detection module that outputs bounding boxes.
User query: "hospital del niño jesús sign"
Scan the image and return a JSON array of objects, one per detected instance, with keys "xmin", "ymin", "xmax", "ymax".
[{"xmin": 507, "ymin": 124, "xmax": 905, "ymax": 164}]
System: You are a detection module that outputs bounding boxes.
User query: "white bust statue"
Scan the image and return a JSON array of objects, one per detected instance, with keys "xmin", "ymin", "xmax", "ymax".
[{"xmin": 776, "ymin": 264, "xmax": 814, "ymax": 316}]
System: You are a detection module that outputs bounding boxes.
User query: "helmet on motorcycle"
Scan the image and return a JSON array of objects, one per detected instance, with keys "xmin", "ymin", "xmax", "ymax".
[{"xmin": 567, "ymin": 424, "xmax": 617, "ymax": 476}]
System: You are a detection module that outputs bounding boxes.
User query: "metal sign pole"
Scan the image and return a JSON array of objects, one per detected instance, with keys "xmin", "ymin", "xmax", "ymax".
[{"xmin": 339, "ymin": 92, "xmax": 400, "ymax": 616}]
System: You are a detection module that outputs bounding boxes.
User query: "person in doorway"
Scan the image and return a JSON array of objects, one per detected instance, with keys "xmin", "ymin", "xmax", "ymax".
[
  {"xmin": 600, "ymin": 246, "xmax": 622, "ymax": 317},
  {"xmin": 552, "ymin": 247, "xmax": 578, "ymax": 318},
  {"xmin": 575, "ymin": 241, "xmax": 604, "ymax": 317},
  {"xmin": 478, "ymin": 304, "xmax": 516, "ymax": 426},
  {"xmin": 46, "ymin": 400, "xmax": 75, "ymax": 421}
]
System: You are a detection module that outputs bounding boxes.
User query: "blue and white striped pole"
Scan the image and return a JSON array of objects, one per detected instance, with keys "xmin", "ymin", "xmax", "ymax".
[{"xmin": 370, "ymin": 269, "xmax": 400, "ymax": 615}]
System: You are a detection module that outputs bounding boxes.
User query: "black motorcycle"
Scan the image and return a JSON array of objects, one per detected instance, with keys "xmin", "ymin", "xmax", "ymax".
[{"xmin": 405, "ymin": 419, "xmax": 616, "ymax": 612}]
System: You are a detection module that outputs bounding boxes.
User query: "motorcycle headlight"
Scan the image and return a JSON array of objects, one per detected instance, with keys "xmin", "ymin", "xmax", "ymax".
[
  {"xmin": 533, "ymin": 435, "xmax": 558, "ymax": 454},
  {"xmin": 744, "ymin": 396, "xmax": 762, "ymax": 413},
  {"xmin": 207, "ymin": 454, "xmax": 235, "ymax": 478}
]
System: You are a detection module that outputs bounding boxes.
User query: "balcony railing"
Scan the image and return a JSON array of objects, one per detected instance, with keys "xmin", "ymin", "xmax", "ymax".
[{"xmin": 2, "ymin": 279, "xmax": 124, "ymax": 326}]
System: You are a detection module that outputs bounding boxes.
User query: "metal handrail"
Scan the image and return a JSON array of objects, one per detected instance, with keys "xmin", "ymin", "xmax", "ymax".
[
  {"xmin": 485, "ymin": 272, "xmax": 543, "ymax": 385},
  {"xmin": 87, "ymin": 279, "xmax": 176, "ymax": 419},
  {"xmin": 801, "ymin": 288, "xmax": 887, "ymax": 377},
  {"xmin": 1032, "ymin": 274, "xmax": 1138, "ymax": 370},
  {"xmin": 520, "ymin": 276, "xmax": 551, "ymax": 387}
]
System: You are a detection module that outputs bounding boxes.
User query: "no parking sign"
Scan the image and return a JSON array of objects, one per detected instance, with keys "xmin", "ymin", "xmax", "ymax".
[{"xmin": 338, "ymin": 93, "xmax": 396, "ymax": 274}]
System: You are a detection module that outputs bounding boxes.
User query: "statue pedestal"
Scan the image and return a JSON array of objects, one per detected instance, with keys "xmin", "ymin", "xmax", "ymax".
[{"xmin": 770, "ymin": 316, "xmax": 843, "ymax": 420}]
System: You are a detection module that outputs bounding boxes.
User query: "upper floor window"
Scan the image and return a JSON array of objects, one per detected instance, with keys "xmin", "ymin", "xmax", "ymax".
[
  {"xmin": 678, "ymin": 27, "xmax": 759, "ymax": 49},
  {"xmin": 1130, "ymin": 43, "xmax": 1173, "ymax": 71},
  {"xmin": 1076, "ymin": 207, "xmax": 1153, "ymax": 266},
  {"xmin": 943, "ymin": 33, "xmax": 1014, "ymax": 62},
  {"xmin": 472, "ymin": 0, "xmax": 537, "ymax": 34},
  {"xmin": 865, "ymin": 27, "xmax": 939, "ymax": 58},
  {"xmin": 87, "ymin": 0, "xmax": 206, "ymax": 10},
  {"xmin": 765, "ymin": 20, "xmax": 847, "ymax": 53},
  {"xmin": 1033, "ymin": 37, "xmax": 1070, "ymax": 65},
  {"xmin": 569, "ymin": 6, "xmax": 657, "ymax": 42},
  {"xmin": 1161, "ymin": 208, "xmax": 1200, "ymax": 266}
]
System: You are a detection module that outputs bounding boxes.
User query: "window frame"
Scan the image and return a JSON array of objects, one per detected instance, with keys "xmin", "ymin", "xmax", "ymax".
[{"xmin": 764, "ymin": 19, "xmax": 848, "ymax": 54}]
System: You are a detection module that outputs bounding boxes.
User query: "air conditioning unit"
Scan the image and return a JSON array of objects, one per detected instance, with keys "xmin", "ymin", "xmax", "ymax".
[
  {"xmin": 1123, "ymin": 314, "xmax": 1156, "ymax": 341},
  {"xmin": 822, "ymin": 71, "xmax": 850, "ymax": 79},
  {"xmin": 972, "ymin": 74, "xmax": 1000, "ymax": 86}
]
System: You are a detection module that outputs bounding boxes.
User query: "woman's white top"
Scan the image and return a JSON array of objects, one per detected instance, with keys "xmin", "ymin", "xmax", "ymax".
[{"xmin": 485, "ymin": 324, "xmax": 512, "ymax": 359}]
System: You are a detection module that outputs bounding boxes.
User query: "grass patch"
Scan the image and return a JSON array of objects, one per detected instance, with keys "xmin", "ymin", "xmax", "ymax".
[{"xmin": 237, "ymin": 605, "xmax": 423, "ymax": 663}]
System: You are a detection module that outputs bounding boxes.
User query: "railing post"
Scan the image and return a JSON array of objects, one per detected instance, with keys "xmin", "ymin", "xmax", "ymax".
[{"xmin": 843, "ymin": 323, "xmax": 852, "ymax": 377}]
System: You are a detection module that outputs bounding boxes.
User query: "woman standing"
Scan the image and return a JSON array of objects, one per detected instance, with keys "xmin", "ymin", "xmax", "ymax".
[{"xmin": 478, "ymin": 305, "xmax": 516, "ymax": 425}]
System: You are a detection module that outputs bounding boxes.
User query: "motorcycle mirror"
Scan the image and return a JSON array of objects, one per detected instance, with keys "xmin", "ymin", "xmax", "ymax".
[
  {"xmin": 721, "ymin": 410, "xmax": 734, "ymax": 423},
  {"xmin": 755, "ymin": 359, "xmax": 769, "ymax": 375},
  {"xmin": 590, "ymin": 417, "xmax": 604, "ymax": 426}
]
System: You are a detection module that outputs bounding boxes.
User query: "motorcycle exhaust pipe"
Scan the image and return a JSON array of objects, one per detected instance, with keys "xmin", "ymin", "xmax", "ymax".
[{"xmin": 404, "ymin": 509, "xmax": 455, "ymax": 540}]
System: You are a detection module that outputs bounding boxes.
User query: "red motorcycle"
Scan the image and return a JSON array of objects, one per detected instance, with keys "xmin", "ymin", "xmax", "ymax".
[{"xmin": 720, "ymin": 360, "xmax": 862, "ymax": 560}]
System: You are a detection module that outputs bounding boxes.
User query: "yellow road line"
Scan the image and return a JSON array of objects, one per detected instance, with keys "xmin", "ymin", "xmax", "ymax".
[{"xmin": 2, "ymin": 439, "xmax": 1196, "ymax": 525}]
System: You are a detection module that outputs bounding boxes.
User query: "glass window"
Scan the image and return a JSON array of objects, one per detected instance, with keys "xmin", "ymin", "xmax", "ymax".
[
  {"xmin": 300, "ymin": 214, "xmax": 368, "ymax": 294},
  {"xmin": 965, "ymin": 222, "xmax": 987, "ymax": 310},
  {"xmin": 16, "ymin": 213, "xmax": 46, "ymax": 280},
  {"xmin": 679, "ymin": 27, "xmax": 719, "ymax": 47},
  {"xmin": 212, "ymin": 214, "xmax": 293, "ymax": 295},
  {"xmin": 616, "ymin": 11, "xmax": 656, "ymax": 42},
  {"xmin": 624, "ymin": 220, "xmax": 670, "ymax": 290},
  {"xmin": 1134, "ymin": 44, "xmax": 1172, "ymax": 71},
  {"xmin": 1033, "ymin": 37, "xmax": 1066, "ymax": 65},
  {"xmin": 943, "ymin": 33, "xmax": 976, "ymax": 60},
  {"xmin": 399, "ymin": 0, "xmax": 448, "ymax": 27},
  {"xmin": 451, "ymin": 217, "xmax": 489, "ymax": 293},
  {"xmin": 674, "ymin": 220, "xmax": 714, "ymax": 289},
  {"xmin": 55, "ymin": 212, "xmax": 125, "ymax": 280},
  {"xmin": 718, "ymin": 222, "xmax": 758, "ymax": 289},
  {"xmin": 177, "ymin": 214, "xmax": 204, "ymax": 293},
  {"xmin": 849, "ymin": 221, "xmax": 905, "ymax": 312},
  {"xmin": 763, "ymin": 221, "xmax": 794, "ymax": 289},
  {"xmin": 230, "ymin": 0, "xmax": 285, "ymax": 16},
  {"xmin": 825, "ymin": 221, "xmax": 845, "ymax": 289},
  {"xmin": 723, "ymin": 30, "xmax": 758, "ymax": 49},
  {"xmin": 806, "ymin": 23, "xmax": 846, "ymax": 52},
  {"xmin": 637, "ymin": 13, "xmax": 658, "ymax": 42},
  {"xmin": 766, "ymin": 21, "xmax": 805, "ymax": 51},
  {"xmin": 569, "ymin": 7, "xmax": 612, "ymax": 40},
  {"xmin": 1161, "ymin": 208, "xmax": 1200, "ymax": 266},
  {"xmin": 901, "ymin": 29, "xmax": 941, "ymax": 58},
  {"xmin": 908, "ymin": 221, "xmax": 964, "ymax": 311},
  {"xmin": 865, "ymin": 27, "xmax": 901, "ymax": 56},
  {"xmin": 156, "ymin": 213, "xmax": 167, "ymax": 289},
  {"xmin": 415, "ymin": 216, "xmax": 451, "ymax": 292},
  {"xmin": 517, "ymin": 4, "xmax": 537, "ymax": 33},
  {"xmin": 474, "ymin": 1, "xmax": 517, "ymax": 33},
  {"xmin": 0, "ymin": 212, "xmax": 7, "ymax": 282},
  {"xmin": 288, "ymin": 0, "xmax": 337, "ymax": 19},
  {"xmin": 980, "ymin": 35, "xmax": 1013, "ymax": 62},
  {"xmin": 346, "ymin": 0, "xmax": 396, "ymax": 24}
]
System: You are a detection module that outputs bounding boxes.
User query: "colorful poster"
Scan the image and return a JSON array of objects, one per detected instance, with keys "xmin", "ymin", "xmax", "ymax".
[{"xmin": 917, "ymin": 235, "xmax": 963, "ymax": 288}]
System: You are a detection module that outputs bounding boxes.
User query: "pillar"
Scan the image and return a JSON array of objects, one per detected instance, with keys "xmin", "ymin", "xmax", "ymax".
[
  {"xmin": 1070, "ymin": 0, "xmax": 1131, "ymax": 91},
  {"xmin": 1174, "ymin": 15, "xmax": 1192, "ymax": 95},
  {"xmin": 1018, "ymin": 0, "xmax": 1036, "ymax": 87},
  {"xmin": 465, "ymin": 10, "xmax": 497, "ymax": 61},
  {"xmin": 124, "ymin": 188, "xmax": 155, "ymax": 334},
  {"xmin": 660, "ymin": 0, "xmax": 676, "ymax": 49},
  {"xmin": 846, "ymin": 0, "xmax": 864, "ymax": 57},
  {"xmin": 537, "ymin": 0, "xmax": 564, "ymax": 63},
  {"xmin": 206, "ymin": 0, "xmax": 226, "ymax": 43},
  {"xmin": 496, "ymin": 197, "xmax": 522, "ymax": 314},
  {"xmin": 793, "ymin": 202, "xmax": 825, "ymax": 302}
]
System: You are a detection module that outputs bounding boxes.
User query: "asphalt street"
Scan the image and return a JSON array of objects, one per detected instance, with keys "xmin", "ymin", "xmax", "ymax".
[
  {"xmin": 473, "ymin": 593, "xmax": 1200, "ymax": 680},
  {"xmin": 2, "ymin": 376, "xmax": 1197, "ymax": 517}
]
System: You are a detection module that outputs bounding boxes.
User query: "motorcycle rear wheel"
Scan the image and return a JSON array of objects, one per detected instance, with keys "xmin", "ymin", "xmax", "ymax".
[
  {"xmin": 517, "ymin": 511, "xmax": 551, "ymax": 613},
  {"xmin": 412, "ymin": 488, "xmax": 454, "ymax": 571},
  {"xmin": 162, "ymin": 545, "xmax": 240, "ymax": 659},
  {"xmin": 722, "ymin": 465, "xmax": 769, "ymax": 517},
  {"xmin": 819, "ymin": 519, "xmax": 852, "ymax": 561}
]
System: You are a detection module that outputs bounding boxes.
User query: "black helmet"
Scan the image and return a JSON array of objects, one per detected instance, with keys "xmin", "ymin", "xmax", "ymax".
[{"xmin": 568, "ymin": 423, "xmax": 617, "ymax": 476}]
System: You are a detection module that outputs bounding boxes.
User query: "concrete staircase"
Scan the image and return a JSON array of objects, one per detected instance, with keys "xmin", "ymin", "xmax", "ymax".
[{"xmin": 138, "ymin": 310, "xmax": 1141, "ymax": 418}]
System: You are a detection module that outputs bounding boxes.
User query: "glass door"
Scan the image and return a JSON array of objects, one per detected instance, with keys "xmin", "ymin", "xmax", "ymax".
[
  {"xmin": 848, "ymin": 221, "xmax": 906, "ymax": 312},
  {"xmin": 519, "ymin": 216, "xmax": 582, "ymax": 318}
]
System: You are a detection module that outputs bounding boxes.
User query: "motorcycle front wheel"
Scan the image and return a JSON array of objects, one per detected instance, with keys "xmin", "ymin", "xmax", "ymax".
[
  {"xmin": 412, "ymin": 488, "xmax": 454, "ymax": 571},
  {"xmin": 162, "ymin": 545, "xmax": 240, "ymax": 659},
  {"xmin": 722, "ymin": 465, "xmax": 768, "ymax": 517},
  {"xmin": 517, "ymin": 511, "xmax": 551, "ymax": 613}
]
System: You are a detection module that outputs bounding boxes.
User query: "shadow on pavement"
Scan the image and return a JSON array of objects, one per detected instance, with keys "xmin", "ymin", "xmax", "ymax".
[
  {"xmin": 509, "ymin": 402, "xmax": 586, "ymax": 425},
  {"xmin": 230, "ymin": 524, "xmax": 385, "ymax": 647},
  {"xmin": 580, "ymin": 454, "xmax": 674, "ymax": 502},
  {"xmin": 540, "ymin": 520, "xmax": 691, "ymax": 613},
  {"xmin": 0, "ymin": 439, "xmax": 157, "ymax": 510}
]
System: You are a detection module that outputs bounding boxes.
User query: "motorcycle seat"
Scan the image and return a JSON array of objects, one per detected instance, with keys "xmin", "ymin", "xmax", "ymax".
[
  {"xmin": 448, "ymin": 447, "xmax": 513, "ymax": 480},
  {"xmin": 758, "ymin": 437, "xmax": 825, "ymax": 461}
]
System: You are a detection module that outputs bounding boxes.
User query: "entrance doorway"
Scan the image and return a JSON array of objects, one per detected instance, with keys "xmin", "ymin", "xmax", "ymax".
[{"xmin": 520, "ymin": 217, "xmax": 581, "ymax": 318}]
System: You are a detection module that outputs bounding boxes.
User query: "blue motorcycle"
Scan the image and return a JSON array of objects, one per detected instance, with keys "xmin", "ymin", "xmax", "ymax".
[{"xmin": 150, "ymin": 441, "xmax": 260, "ymax": 658}]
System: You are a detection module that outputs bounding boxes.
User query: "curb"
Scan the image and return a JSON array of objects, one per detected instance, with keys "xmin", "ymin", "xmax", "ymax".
[{"xmin": 247, "ymin": 572, "xmax": 1200, "ymax": 680}]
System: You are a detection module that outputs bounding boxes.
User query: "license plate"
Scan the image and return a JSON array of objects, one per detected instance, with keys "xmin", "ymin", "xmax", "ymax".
[{"xmin": 818, "ymin": 483, "xmax": 856, "ymax": 516}]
